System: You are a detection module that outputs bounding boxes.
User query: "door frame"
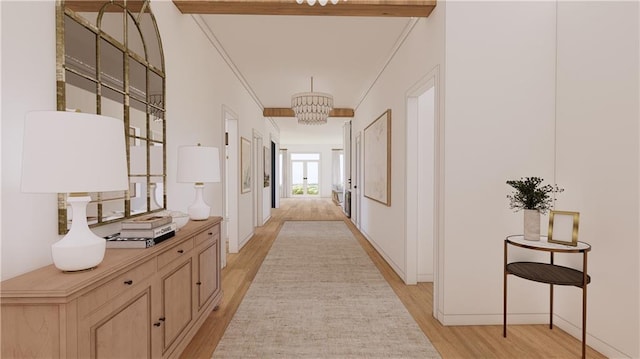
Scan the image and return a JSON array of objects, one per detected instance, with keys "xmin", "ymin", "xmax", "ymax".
[
  {"xmin": 222, "ymin": 105, "xmax": 239, "ymax": 259},
  {"xmin": 289, "ymin": 153, "xmax": 321, "ymax": 197},
  {"xmin": 405, "ymin": 66, "xmax": 443, "ymax": 321}
]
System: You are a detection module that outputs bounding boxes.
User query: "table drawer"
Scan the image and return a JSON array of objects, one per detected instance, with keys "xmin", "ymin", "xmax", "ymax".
[
  {"xmin": 157, "ymin": 238, "xmax": 194, "ymax": 269},
  {"xmin": 195, "ymin": 224, "xmax": 219, "ymax": 247},
  {"xmin": 79, "ymin": 258, "xmax": 155, "ymax": 315}
]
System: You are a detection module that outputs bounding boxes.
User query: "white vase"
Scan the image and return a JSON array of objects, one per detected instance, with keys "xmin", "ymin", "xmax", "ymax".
[{"xmin": 523, "ymin": 209, "xmax": 541, "ymax": 241}]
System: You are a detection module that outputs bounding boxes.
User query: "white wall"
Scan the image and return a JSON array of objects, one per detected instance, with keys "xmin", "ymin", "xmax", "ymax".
[
  {"xmin": 443, "ymin": 0, "xmax": 557, "ymax": 322},
  {"xmin": 554, "ymin": 2, "xmax": 639, "ymax": 357},
  {"xmin": 1, "ymin": 1, "xmax": 58, "ymax": 280},
  {"xmin": 441, "ymin": 1, "xmax": 639, "ymax": 357},
  {"xmin": 352, "ymin": 4, "xmax": 445, "ymax": 283},
  {"xmin": 0, "ymin": 2, "xmax": 270, "ymax": 280}
]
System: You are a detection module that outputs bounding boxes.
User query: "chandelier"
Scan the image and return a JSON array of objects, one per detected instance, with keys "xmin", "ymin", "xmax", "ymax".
[
  {"xmin": 291, "ymin": 77, "xmax": 333, "ymax": 125},
  {"xmin": 296, "ymin": 0, "xmax": 339, "ymax": 5}
]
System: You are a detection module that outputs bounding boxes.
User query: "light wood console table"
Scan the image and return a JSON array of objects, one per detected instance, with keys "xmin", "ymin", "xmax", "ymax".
[
  {"xmin": 1, "ymin": 216, "xmax": 223, "ymax": 359},
  {"xmin": 503, "ymin": 235, "xmax": 591, "ymax": 359}
]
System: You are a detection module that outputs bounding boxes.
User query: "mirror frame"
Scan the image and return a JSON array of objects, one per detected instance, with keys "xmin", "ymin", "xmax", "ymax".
[{"xmin": 56, "ymin": 0, "xmax": 167, "ymax": 234}]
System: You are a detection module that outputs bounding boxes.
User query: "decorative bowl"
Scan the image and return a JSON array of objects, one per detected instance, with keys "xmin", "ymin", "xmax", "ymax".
[{"xmin": 168, "ymin": 211, "xmax": 189, "ymax": 230}]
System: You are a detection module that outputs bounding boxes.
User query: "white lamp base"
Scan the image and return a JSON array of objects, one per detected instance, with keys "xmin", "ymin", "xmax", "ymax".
[
  {"xmin": 53, "ymin": 195, "xmax": 106, "ymax": 271},
  {"xmin": 150, "ymin": 183, "xmax": 161, "ymax": 210},
  {"xmin": 188, "ymin": 184, "xmax": 211, "ymax": 220}
]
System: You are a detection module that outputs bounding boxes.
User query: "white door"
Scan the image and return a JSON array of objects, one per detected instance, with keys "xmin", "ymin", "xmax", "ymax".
[{"xmin": 290, "ymin": 153, "xmax": 320, "ymax": 197}]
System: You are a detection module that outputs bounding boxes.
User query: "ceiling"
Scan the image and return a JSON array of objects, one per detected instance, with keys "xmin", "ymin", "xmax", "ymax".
[{"xmin": 190, "ymin": 7, "xmax": 423, "ymax": 145}]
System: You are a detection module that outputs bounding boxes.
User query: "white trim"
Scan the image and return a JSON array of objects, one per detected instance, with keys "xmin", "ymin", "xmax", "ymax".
[
  {"xmin": 360, "ymin": 228, "xmax": 406, "ymax": 282},
  {"xmin": 238, "ymin": 231, "xmax": 254, "ymax": 252},
  {"xmin": 553, "ymin": 314, "xmax": 630, "ymax": 359}
]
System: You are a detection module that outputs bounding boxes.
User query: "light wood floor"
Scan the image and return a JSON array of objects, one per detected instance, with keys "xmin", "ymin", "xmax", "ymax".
[{"xmin": 180, "ymin": 198, "xmax": 606, "ymax": 359}]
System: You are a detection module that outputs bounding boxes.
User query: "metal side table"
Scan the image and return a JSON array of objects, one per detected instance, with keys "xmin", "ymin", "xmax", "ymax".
[{"xmin": 503, "ymin": 235, "xmax": 591, "ymax": 358}]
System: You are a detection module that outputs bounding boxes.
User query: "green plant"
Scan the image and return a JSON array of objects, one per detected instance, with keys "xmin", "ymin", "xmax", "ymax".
[{"xmin": 506, "ymin": 177, "xmax": 563, "ymax": 214}]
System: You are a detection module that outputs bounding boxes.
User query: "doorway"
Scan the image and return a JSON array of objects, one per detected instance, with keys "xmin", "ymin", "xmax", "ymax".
[
  {"xmin": 353, "ymin": 133, "xmax": 362, "ymax": 228},
  {"xmin": 223, "ymin": 106, "xmax": 239, "ymax": 256},
  {"xmin": 405, "ymin": 68, "xmax": 441, "ymax": 320},
  {"xmin": 290, "ymin": 153, "xmax": 320, "ymax": 197}
]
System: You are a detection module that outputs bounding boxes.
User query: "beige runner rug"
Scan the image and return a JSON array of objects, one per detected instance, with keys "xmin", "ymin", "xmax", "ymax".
[{"xmin": 213, "ymin": 221, "xmax": 441, "ymax": 358}]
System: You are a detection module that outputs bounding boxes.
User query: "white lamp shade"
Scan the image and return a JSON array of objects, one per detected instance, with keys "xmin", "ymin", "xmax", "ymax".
[
  {"xmin": 177, "ymin": 146, "xmax": 221, "ymax": 183},
  {"xmin": 21, "ymin": 111, "xmax": 129, "ymax": 193}
]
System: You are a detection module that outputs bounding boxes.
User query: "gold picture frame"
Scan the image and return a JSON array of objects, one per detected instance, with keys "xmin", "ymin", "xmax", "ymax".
[
  {"xmin": 363, "ymin": 109, "xmax": 392, "ymax": 206},
  {"xmin": 241, "ymin": 137, "xmax": 252, "ymax": 194},
  {"xmin": 547, "ymin": 210, "xmax": 580, "ymax": 246}
]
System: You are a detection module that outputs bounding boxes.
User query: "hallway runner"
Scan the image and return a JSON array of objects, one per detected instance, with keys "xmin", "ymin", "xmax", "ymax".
[{"xmin": 213, "ymin": 221, "xmax": 441, "ymax": 358}]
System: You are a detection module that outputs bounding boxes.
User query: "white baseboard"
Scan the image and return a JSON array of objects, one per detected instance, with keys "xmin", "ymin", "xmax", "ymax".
[
  {"xmin": 442, "ymin": 313, "xmax": 547, "ymax": 326},
  {"xmin": 238, "ymin": 231, "xmax": 254, "ymax": 251},
  {"xmin": 553, "ymin": 314, "xmax": 630, "ymax": 358},
  {"xmin": 417, "ymin": 273, "xmax": 433, "ymax": 282},
  {"xmin": 359, "ymin": 229, "xmax": 407, "ymax": 282},
  {"xmin": 439, "ymin": 312, "xmax": 630, "ymax": 358}
]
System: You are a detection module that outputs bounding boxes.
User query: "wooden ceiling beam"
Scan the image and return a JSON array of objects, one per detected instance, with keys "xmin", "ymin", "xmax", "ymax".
[
  {"xmin": 263, "ymin": 107, "xmax": 354, "ymax": 118},
  {"xmin": 172, "ymin": 0, "xmax": 436, "ymax": 18},
  {"xmin": 65, "ymin": 1, "xmax": 147, "ymax": 13}
]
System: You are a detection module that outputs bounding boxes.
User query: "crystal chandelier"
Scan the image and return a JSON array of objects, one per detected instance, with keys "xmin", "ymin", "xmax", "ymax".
[
  {"xmin": 291, "ymin": 77, "xmax": 333, "ymax": 125},
  {"xmin": 296, "ymin": 0, "xmax": 339, "ymax": 5}
]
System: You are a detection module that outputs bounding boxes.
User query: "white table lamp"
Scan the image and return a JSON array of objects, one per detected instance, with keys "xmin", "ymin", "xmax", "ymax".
[
  {"xmin": 21, "ymin": 111, "xmax": 128, "ymax": 271},
  {"xmin": 177, "ymin": 145, "xmax": 220, "ymax": 220}
]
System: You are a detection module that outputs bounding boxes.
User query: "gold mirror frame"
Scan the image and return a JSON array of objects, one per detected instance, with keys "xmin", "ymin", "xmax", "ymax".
[{"xmin": 56, "ymin": 0, "xmax": 166, "ymax": 234}]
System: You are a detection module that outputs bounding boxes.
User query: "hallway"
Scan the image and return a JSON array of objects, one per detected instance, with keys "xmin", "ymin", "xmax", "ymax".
[{"xmin": 181, "ymin": 198, "xmax": 605, "ymax": 358}]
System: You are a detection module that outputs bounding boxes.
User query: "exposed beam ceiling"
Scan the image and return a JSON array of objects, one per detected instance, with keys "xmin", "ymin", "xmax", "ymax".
[
  {"xmin": 263, "ymin": 108, "xmax": 354, "ymax": 118},
  {"xmin": 172, "ymin": 0, "xmax": 436, "ymax": 17}
]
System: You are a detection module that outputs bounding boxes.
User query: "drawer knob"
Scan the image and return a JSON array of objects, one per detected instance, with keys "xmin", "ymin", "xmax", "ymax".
[
  {"xmin": 159, "ymin": 317, "xmax": 166, "ymax": 322},
  {"xmin": 208, "ymin": 232, "xmax": 213, "ymax": 235},
  {"xmin": 153, "ymin": 322, "xmax": 161, "ymax": 327},
  {"xmin": 196, "ymin": 281, "xmax": 202, "ymax": 285},
  {"xmin": 124, "ymin": 280, "xmax": 133, "ymax": 285},
  {"xmin": 177, "ymin": 249, "xmax": 184, "ymax": 254}
]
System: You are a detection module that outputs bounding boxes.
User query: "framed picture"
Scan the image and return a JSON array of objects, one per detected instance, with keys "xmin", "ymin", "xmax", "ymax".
[
  {"xmin": 241, "ymin": 137, "xmax": 252, "ymax": 194},
  {"xmin": 264, "ymin": 146, "xmax": 271, "ymax": 188},
  {"xmin": 547, "ymin": 210, "xmax": 580, "ymax": 246},
  {"xmin": 363, "ymin": 109, "xmax": 391, "ymax": 206}
]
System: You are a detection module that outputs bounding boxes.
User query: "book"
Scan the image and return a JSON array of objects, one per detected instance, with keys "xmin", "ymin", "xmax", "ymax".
[
  {"xmin": 120, "ymin": 222, "xmax": 177, "ymax": 239},
  {"xmin": 121, "ymin": 215, "xmax": 172, "ymax": 230},
  {"xmin": 105, "ymin": 230, "xmax": 176, "ymax": 249}
]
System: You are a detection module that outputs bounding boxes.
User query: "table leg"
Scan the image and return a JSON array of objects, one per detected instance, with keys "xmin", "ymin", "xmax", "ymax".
[
  {"xmin": 582, "ymin": 251, "xmax": 588, "ymax": 359},
  {"xmin": 503, "ymin": 240, "xmax": 507, "ymax": 338},
  {"xmin": 550, "ymin": 252, "xmax": 554, "ymax": 330}
]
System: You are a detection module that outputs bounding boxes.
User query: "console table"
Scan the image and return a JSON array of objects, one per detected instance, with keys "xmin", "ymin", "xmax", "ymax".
[
  {"xmin": 503, "ymin": 235, "xmax": 591, "ymax": 359},
  {"xmin": 1, "ymin": 217, "xmax": 223, "ymax": 359}
]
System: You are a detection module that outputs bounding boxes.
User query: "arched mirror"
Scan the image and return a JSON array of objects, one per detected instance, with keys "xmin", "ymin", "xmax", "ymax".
[{"xmin": 56, "ymin": 0, "xmax": 166, "ymax": 234}]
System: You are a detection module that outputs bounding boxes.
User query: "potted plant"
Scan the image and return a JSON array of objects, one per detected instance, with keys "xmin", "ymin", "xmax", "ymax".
[{"xmin": 506, "ymin": 177, "xmax": 563, "ymax": 240}]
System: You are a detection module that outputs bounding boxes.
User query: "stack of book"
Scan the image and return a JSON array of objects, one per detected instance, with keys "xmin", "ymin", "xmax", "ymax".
[{"xmin": 106, "ymin": 215, "xmax": 176, "ymax": 248}]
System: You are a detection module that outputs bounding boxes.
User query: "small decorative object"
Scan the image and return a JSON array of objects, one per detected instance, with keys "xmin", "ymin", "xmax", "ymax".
[
  {"xmin": 548, "ymin": 210, "xmax": 580, "ymax": 246},
  {"xmin": 177, "ymin": 144, "xmax": 221, "ymax": 220},
  {"xmin": 506, "ymin": 177, "xmax": 563, "ymax": 241},
  {"xmin": 168, "ymin": 211, "xmax": 190, "ymax": 230}
]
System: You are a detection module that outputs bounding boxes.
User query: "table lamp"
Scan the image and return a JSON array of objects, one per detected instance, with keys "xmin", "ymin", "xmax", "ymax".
[
  {"xmin": 177, "ymin": 144, "xmax": 220, "ymax": 220},
  {"xmin": 21, "ymin": 111, "xmax": 128, "ymax": 271}
]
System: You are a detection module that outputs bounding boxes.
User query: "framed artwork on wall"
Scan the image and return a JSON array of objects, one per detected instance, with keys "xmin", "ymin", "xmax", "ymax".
[
  {"xmin": 264, "ymin": 146, "xmax": 271, "ymax": 188},
  {"xmin": 363, "ymin": 109, "xmax": 391, "ymax": 206},
  {"xmin": 241, "ymin": 137, "xmax": 252, "ymax": 193}
]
